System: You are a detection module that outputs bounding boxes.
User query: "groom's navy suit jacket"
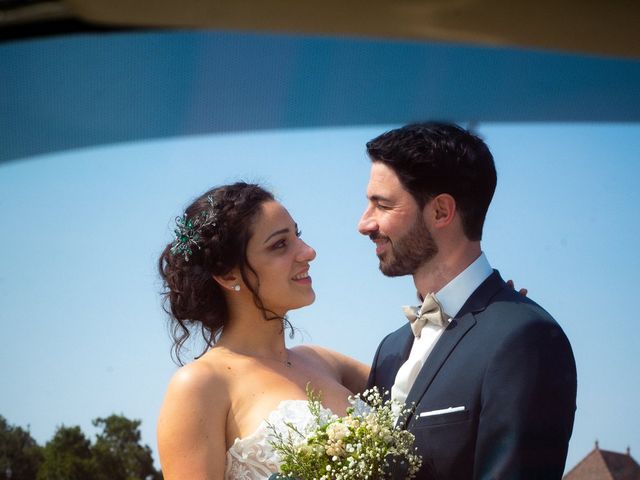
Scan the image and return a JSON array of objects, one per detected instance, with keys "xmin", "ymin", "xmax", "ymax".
[{"xmin": 367, "ymin": 271, "xmax": 577, "ymax": 480}]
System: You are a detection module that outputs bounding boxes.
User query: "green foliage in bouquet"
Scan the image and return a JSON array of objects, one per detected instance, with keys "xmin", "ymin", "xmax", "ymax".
[{"xmin": 268, "ymin": 386, "xmax": 422, "ymax": 480}]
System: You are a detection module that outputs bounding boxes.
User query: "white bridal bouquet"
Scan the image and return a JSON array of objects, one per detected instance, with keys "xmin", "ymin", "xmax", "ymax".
[{"xmin": 268, "ymin": 387, "xmax": 422, "ymax": 480}]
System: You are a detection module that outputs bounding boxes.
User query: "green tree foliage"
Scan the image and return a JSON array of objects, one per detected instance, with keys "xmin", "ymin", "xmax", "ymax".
[
  {"xmin": 0, "ymin": 415, "xmax": 43, "ymax": 480},
  {"xmin": 92, "ymin": 415, "xmax": 161, "ymax": 480},
  {"xmin": 1, "ymin": 414, "xmax": 161, "ymax": 480},
  {"xmin": 36, "ymin": 425, "xmax": 97, "ymax": 480}
]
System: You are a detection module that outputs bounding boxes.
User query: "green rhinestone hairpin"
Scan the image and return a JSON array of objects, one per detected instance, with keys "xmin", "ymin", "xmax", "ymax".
[{"xmin": 170, "ymin": 195, "xmax": 218, "ymax": 262}]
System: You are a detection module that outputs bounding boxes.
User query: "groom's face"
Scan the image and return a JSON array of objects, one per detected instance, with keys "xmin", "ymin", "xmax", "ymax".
[{"xmin": 358, "ymin": 162, "xmax": 438, "ymax": 277}]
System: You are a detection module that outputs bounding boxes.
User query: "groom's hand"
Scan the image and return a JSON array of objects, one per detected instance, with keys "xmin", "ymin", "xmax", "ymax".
[{"xmin": 507, "ymin": 279, "xmax": 528, "ymax": 296}]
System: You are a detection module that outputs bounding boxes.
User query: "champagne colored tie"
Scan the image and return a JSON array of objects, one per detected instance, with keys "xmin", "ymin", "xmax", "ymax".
[{"xmin": 402, "ymin": 292, "xmax": 449, "ymax": 337}]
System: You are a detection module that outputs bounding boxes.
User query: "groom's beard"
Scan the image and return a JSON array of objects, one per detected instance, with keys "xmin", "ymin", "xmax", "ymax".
[{"xmin": 377, "ymin": 215, "xmax": 438, "ymax": 277}]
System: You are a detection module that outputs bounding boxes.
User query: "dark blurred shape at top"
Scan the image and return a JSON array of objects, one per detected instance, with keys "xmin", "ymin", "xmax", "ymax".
[
  {"xmin": 0, "ymin": 0, "xmax": 130, "ymax": 41},
  {"xmin": 0, "ymin": 0, "xmax": 41, "ymax": 7},
  {"xmin": 1, "ymin": 0, "xmax": 639, "ymax": 58}
]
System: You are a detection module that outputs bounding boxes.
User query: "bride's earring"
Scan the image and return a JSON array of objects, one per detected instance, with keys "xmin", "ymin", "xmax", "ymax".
[{"xmin": 233, "ymin": 285, "xmax": 240, "ymax": 292}]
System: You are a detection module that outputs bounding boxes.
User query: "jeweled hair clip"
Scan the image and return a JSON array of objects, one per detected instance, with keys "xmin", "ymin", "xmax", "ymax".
[{"xmin": 170, "ymin": 195, "xmax": 218, "ymax": 262}]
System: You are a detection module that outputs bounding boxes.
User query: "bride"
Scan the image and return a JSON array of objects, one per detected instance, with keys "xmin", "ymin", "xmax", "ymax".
[{"xmin": 157, "ymin": 182, "xmax": 370, "ymax": 479}]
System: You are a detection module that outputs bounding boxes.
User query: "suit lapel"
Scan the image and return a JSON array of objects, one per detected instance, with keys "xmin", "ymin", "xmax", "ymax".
[
  {"xmin": 379, "ymin": 325, "xmax": 414, "ymax": 398},
  {"xmin": 397, "ymin": 313, "xmax": 476, "ymax": 428},
  {"xmin": 397, "ymin": 271, "xmax": 506, "ymax": 429},
  {"xmin": 399, "ymin": 326, "xmax": 414, "ymax": 363}
]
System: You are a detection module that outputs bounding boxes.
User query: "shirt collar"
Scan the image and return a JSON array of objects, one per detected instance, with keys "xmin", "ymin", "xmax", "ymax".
[{"xmin": 435, "ymin": 252, "xmax": 493, "ymax": 318}]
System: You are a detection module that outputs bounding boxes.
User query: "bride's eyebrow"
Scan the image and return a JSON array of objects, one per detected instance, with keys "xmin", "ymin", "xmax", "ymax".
[{"xmin": 263, "ymin": 228, "xmax": 289, "ymax": 244}]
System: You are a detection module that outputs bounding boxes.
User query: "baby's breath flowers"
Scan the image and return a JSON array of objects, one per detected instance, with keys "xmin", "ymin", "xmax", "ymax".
[{"xmin": 268, "ymin": 386, "xmax": 422, "ymax": 480}]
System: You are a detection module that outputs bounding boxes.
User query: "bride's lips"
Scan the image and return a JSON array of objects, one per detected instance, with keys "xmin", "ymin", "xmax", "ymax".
[{"xmin": 291, "ymin": 269, "xmax": 312, "ymax": 285}]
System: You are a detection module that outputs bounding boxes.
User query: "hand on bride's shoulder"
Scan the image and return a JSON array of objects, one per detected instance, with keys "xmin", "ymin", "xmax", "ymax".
[
  {"xmin": 158, "ymin": 359, "xmax": 230, "ymax": 480},
  {"xmin": 292, "ymin": 345, "xmax": 370, "ymax": 395}
]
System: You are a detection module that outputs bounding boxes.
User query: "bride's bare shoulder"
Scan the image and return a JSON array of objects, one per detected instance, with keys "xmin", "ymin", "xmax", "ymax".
[
  {"xmin": 159, "ymin": 349, "xmax": 241, "ymax": 430},
  {"xmin": 158, "ymin": 352, "xmax": 238, "ymax": 479},
  {"xmin": 164, "ymin": 349, "xmax": 234, "ymax": 400},
  {"xmin": 291, "ymin": 344, "xmax": 333, "ymax": 364},
  {"xmin": 157, "ymin": 351, "xmax": 232, "ymax": 477},
  {"xmin": 291, "ymin": 344, "xmax": 343, "ymax": 377},
  {"xmin": 292, "ymin": 344, "xmax": 370, "ymax": 395},
  {"xmin": 292, "ymin": 344, "xmax": 349, "ymax": 366}
]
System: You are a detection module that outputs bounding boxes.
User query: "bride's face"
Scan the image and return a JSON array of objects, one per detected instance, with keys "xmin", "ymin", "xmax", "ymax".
[{"xmin": 243, "ymin": 201, "xmax": 316, "ymax": 315}]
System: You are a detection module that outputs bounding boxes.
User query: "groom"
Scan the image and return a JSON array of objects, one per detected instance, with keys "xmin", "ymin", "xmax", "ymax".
[{"xmin": 359, "ymin": 123, "xmax": 577, "ymax": 479}]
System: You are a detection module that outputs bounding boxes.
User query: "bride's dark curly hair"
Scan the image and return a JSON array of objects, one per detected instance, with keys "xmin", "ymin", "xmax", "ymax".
[{"xmin": 159, "ymin": 182, "xmax": 286, "ymax": 364}]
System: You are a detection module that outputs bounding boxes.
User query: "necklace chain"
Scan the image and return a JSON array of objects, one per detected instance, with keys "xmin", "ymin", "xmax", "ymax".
[
  {"xmin": 225, "ymin": 347, "xmax": 292, "ymax": 368},
  {"xmin": 259, "ymin": 354, "xmax": 292, "ymax": 368}
]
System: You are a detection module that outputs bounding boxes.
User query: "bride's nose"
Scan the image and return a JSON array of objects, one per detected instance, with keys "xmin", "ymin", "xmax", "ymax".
[{"xmin": 297, "ymin": 239, "xmax": 316, "ymax": 262}]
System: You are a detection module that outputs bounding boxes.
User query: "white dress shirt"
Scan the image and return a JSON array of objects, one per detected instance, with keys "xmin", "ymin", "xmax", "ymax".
[{"xmin": 391, "ymin": 253, "xmax": 493, "ymax": 406}]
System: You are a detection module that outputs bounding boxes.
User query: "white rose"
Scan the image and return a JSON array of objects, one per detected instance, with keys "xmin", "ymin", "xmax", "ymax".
[{"xmin": 326, "ymin": 422, "xmax": 350, "ymax": 441}]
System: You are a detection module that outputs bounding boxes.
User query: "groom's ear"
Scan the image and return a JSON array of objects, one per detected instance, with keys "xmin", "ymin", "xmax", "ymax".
[{"xmin": 427, "ymin": 194, "xmax": 456, "ymax": 228}]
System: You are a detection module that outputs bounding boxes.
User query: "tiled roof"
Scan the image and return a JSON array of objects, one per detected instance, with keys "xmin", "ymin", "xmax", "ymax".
[{"xmin": 564, "ymin": 446, "xmax": 640, "ymax": 480}]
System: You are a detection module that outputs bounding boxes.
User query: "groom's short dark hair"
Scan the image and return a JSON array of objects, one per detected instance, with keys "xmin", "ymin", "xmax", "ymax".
[{"xmin": 366, "ymin": 122, "xmax": 496, "ymax": 241}]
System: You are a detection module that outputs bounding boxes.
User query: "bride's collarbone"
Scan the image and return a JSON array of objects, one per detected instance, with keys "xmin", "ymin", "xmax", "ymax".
[
  {"xmin": 210, "ymin": 347, "xmax": 352, "ymax": 405},
  {"xmin": 230, "ymin": 363, "xmax": 343, "ymax": 397},
  {"xmin": 220, "ymin": 349, "xmax": 330, "ymax": 380},
  {"xmin": 234, "ymin": 359, "xmax": 347, "ymax": 395}
]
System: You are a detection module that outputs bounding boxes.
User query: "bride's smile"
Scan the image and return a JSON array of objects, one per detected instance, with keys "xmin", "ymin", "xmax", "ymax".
[{"xmin": 240, "ymin": 200, "xmax": 316, "ymax": 317}]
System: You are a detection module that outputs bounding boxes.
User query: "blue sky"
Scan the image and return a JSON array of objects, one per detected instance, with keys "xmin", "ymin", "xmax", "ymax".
[{"xmin": 1, "ymin": 123, "xmax": 639, "ymax": 472}]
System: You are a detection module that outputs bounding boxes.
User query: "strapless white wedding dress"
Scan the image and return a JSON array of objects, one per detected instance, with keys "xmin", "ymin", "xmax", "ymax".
[{"xmin": 225, "ymin": 400, "xmax": 328, "ymax": 480}]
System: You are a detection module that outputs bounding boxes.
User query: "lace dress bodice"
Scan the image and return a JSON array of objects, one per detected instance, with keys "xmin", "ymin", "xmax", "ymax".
[{"xmin": 225, "ymin": 400, "xmax": 329, "ymax": 480}]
